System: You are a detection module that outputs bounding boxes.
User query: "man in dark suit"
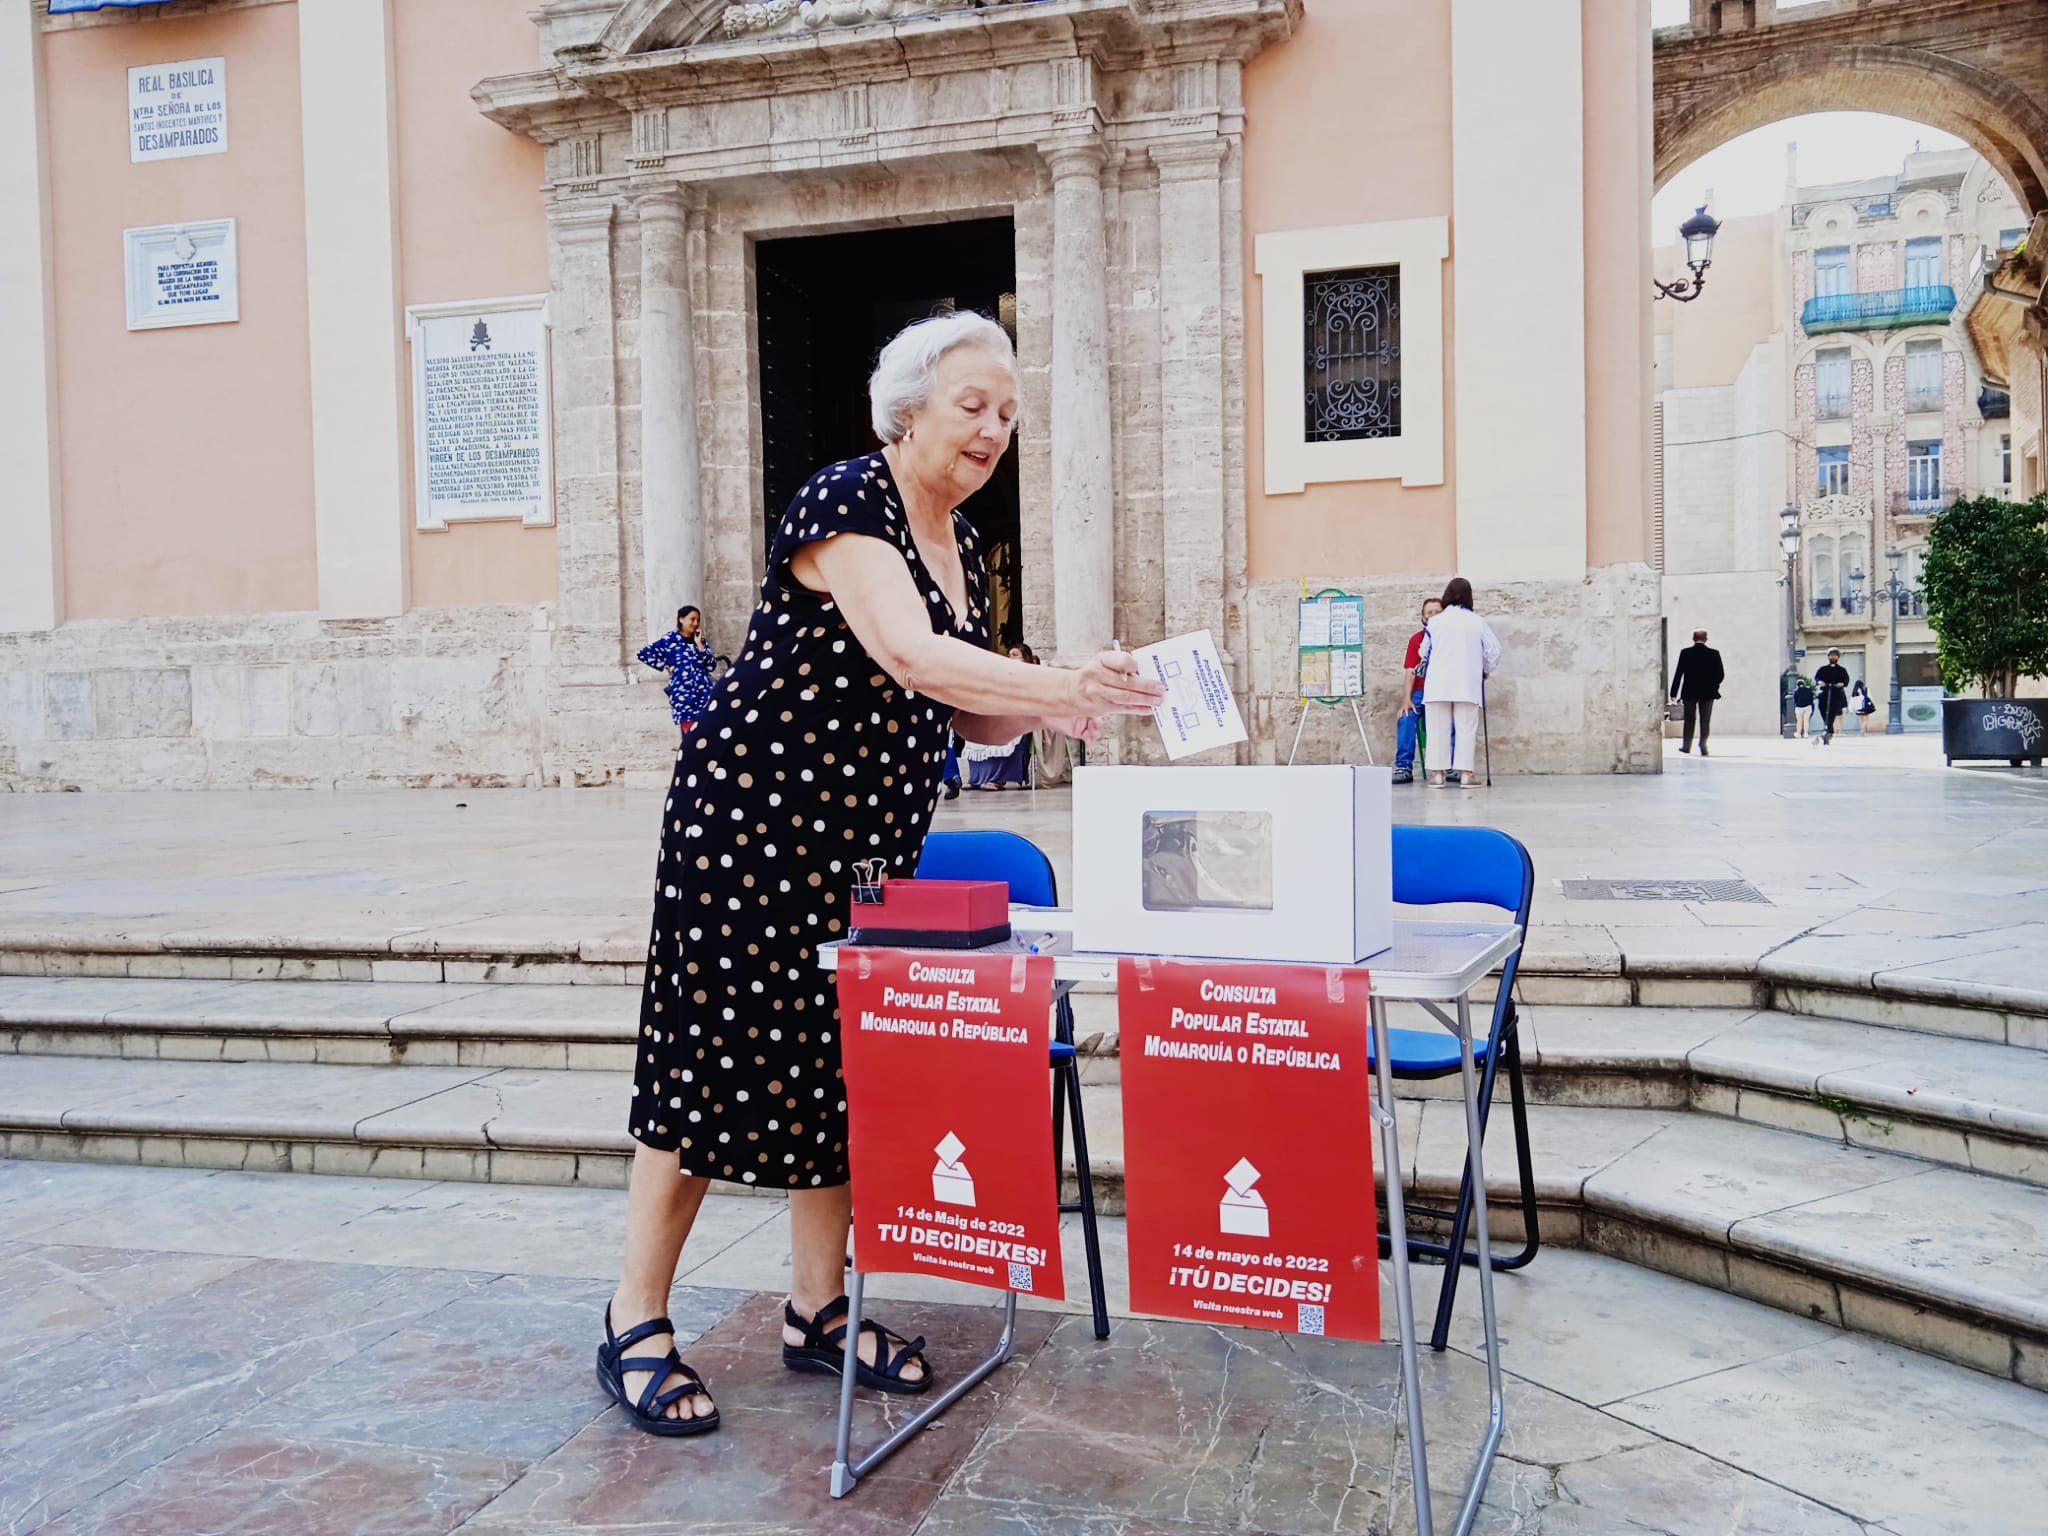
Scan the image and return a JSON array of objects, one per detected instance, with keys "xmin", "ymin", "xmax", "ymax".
[{"xmin": 1670, "ymin": 629, "xmax": 1725, "ymax": 756}]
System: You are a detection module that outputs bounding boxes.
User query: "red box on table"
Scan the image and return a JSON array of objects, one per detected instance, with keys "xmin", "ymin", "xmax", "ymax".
[{"xmin": 849, "ymin": 878, "xmax": 1011, "ymax": 949}]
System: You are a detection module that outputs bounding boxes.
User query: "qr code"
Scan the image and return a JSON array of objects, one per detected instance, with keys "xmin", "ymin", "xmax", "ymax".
[
  {"xmin": 1297, "ymin": 1303, "xmax": 1325, "ymax": 1336},
  {"xmin": 1008, "ymin": 1261, "xmax": 1034, "ymax": 1292}
]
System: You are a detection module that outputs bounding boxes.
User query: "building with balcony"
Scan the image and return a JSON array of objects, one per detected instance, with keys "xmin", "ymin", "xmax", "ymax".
[{"xmin": 1656, "ymin": 146, "xmax": 2022, "ymax": 730}]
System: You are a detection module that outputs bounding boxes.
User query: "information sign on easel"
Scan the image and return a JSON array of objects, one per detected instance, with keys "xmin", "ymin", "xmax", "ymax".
[{"xmin": 1287, "ymin": 584, "xmax": 1375, "ymax": 765}]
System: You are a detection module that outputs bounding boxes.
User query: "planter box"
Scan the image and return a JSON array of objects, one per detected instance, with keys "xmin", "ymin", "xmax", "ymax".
[{"xmin": 1943, "ymin": 698, "xmax": 2048, "ymax": 766}]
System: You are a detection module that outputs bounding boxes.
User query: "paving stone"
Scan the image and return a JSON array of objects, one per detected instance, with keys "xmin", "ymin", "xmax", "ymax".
[
  {"xmin": 233, "ymin": 1273, "xmax": 742, "ymax": 1462},
  {"xmin": 0, "ymin": 1242, "xmax": 252, "ymax": 1369},
  {"xmin": 282, "ymin": 1181, "xmax": 769, "ymax": 1282},
  {"xmin": 31, "ymin": 1435, "xmax": 523, "ymax": 1536},
  {"xmin": 1551, "ymin": 1441, "xmax": 1868, "ymax": 1536},
  {"xmin": 1817, "ymin": 1032, "xmax": 2048, "ymax": 1139},
  {"xmin": 56, "ymin": 1059, "xmax": 494, "ymax": 1141},
  {"xmin": 0, "ymin": 1258, "xmax": 492, "ymax": 1533},
  {"xmin": 1406, "ymin": 1248, "xmax": 1836, "ymax": 1407},
  {"xmin": 1411, "ymin": 1101, "xmax": 1673, "ymax": 1204},
  {"xmin": 0, "ymin": 1158, "xmax": 231, "ymax": 1239},
  {"xmin": 354, "ymin": 1068, "xmax": 632, "ymax": 1152},
  {"xmin": 1521, "ymin": 1004, "xmax": 1748, "ymax": 1069},
  {"xmin": 30, "ymin": 1166, "xmax": 417, "ymax": 1259},
  {"xmin": 392, "ymin": 983, "xmax": 638, "ymax": 1040},
  {"xmin": 1732, "ymin": 1166, "xmax": 2048, "ymax": 1332},
  {"xmin": 1581, "ymin": 1114, "xmax": 1918, "ymax": 1244},
  {"xmin": 0, "ymin": 1054, "xmax": 232, "ymax": 1129},
  {"xmin": 1686, "ymin": 1010, "xmax": 1903, "ymax": 1094},
  {"xmin": 1608, "ymin": 1333, "xmax": 2048, "ymax": 1536},
  {"xmin": 456, "ymin": 1293, "xmax": 1058, "ymax": 1536}
]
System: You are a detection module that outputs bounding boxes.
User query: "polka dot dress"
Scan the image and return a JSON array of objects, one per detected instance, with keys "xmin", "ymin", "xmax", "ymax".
[{"xmin": 632, "ymin": 453, "xmax": 991, "ymax": 1187}]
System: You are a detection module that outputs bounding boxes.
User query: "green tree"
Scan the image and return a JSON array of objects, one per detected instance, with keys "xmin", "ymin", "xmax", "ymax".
[{"xmin": 1919, "ymin": 494, "xmax": 2048, "ymax": 699}]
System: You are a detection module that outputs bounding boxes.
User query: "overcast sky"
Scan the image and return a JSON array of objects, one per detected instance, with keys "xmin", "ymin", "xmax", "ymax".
[{"xmin": 1651, "ymin": 114, "xmax": 1972, "ymax": 240}]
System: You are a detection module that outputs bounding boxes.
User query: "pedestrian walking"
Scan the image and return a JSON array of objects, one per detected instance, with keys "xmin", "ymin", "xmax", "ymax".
[
  {"xmin": 1418, "ymin": 577, "xmax": 1502, "ymax": 789},
  {"xmin": 1852, "ymin": 679, "xmax": 1878, "ymax": 732},
  {"xmin": 1791, "ymin": 677, "xmax": 1814, "ymax": 737},
  {"xmin": 1669, "ymin": 628, "xmax": 1724, "ymax": 757},
  {"xmin": 1392, "ymin": 597, "xmax": 1444, "ymax": 784},
  {"xmin": 638, "ymin": 605, "xmax": 717, "ymax": 741},
  {"xmin": 1814, "ymin": 648, "xmax": 1852, "ymax": 744}
]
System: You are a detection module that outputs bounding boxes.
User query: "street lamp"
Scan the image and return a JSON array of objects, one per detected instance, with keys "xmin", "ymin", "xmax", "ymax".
[
  {"xmin": 1779, "ymin": 503, "xmax": 1801, "ymax": 737},
  {"xmin": 1879, "ymin": 547, "xmax": 1909, "ymax": 733},
  {"xmin": 1844, "ymin": 565, "xmax": 1866, "ymax": 616},
  {"xmin": 1654, "ymin": 206, "xmax": 1722, "ymax": 302}
]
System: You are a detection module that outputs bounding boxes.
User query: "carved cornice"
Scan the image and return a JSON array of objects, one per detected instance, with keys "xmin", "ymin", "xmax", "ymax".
[{"xmin": 475, "ymin": 0, "xmax": 1301, "ymax": 140}]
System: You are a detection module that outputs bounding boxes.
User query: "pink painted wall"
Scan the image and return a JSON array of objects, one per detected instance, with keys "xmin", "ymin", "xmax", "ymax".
[
  {"xmin": 47, "ymin": 4, "xmax": 317, "ymax": 619},
  {"xmin": 1242, "ymin": 0, "xmax": 1456, "ymax": 581},
  {"xmin": 1245, "ymin": 3, "xmax": 1654, "ymax": 577},
  {"xmin": 1583, "ymin": 8, "xmax": 1653, "ymax": 569},
  {"xmin": 395, "ymin": 0, "xmax": 556, "ymax": 607}
]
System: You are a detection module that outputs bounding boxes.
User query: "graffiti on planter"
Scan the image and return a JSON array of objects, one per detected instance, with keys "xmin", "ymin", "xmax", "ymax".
[{"xmin": 1981, "ymin": 703, "xmax": 2044, "ymax": 750}]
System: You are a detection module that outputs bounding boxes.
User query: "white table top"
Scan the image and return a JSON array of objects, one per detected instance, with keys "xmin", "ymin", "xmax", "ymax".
[{"xmin": 819, "ymin": 912, "xmax": 1521, "ymax": 1001}]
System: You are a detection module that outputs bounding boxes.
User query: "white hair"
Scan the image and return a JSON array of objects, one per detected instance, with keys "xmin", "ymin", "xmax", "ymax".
[{"xmin": 867, "ymin": 311, "xmax": 1016, "ymax": 443}]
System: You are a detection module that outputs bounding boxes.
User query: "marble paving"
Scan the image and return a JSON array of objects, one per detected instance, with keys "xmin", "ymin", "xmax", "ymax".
[{"xmin": 1, "ymin": 1160, "xmax": 2043, "ymax": 1534}]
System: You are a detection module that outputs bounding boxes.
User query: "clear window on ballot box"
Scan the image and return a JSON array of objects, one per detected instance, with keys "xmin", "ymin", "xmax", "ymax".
[{"xmin": 1140, "ymin": 810, "xmax": 1275, "ymax": 912}]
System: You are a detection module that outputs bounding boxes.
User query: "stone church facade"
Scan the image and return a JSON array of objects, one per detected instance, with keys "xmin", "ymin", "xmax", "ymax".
[{"xmin": 2, "ymin": 0, "xmax": 1662, "ymax": 789}]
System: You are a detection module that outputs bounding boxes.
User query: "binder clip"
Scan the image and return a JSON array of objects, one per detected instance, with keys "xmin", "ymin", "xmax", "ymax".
[{"xmin": 852, "ymin": 858, "xmax": 887, "ymax": 906}]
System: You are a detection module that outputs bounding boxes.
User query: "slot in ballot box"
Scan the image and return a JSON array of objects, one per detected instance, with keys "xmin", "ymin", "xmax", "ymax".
[{"xmin": 1072, "ymin": 765, "xmax": 1393, "ymax": 964}]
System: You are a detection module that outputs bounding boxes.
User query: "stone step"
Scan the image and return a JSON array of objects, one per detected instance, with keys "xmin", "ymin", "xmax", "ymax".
[
  {"xmin": 7, "ymin": 925, "xmax": 2045, "ymax": 1049},
  {"xmin": 1, "ymin": 1051, "xmax": 2043, "ymax": 1391},
  {"xmin": 12, "ymin": 980, "xmax": 2047, "ymax": 1194}
]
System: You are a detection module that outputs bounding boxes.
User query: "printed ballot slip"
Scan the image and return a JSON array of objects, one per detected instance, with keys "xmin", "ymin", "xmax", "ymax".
[
  {"xmin": 837, "ymin": 948, "xmax": 1065, "ymax": 1299},
  {"xmin": 1117, "ymin": 957, "xmax": 1380, "ymax": 1342}
]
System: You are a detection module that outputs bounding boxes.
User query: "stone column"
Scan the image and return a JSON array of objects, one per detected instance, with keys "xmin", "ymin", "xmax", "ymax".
[
  {"xmin": 637, "ymin": 191, "xmax": 704, "ymax": 642},
  {"xmin": 0, "ymin": 0, "xmax": 61, "ymax": 632},
  {"xmin": 1152, "ymin": 140, "xmax": 1229, "ymax": 651},
  {"xmin": 1045, "ymin": 142, "xmax": 1115, "ymax": 663},
  {"xmin": 299, "ymin": 0, "xmax": 408, "ymax": 619},
  {"xmin": 548, "ymin": 202, "xmax": 627, "ymax": 673}
]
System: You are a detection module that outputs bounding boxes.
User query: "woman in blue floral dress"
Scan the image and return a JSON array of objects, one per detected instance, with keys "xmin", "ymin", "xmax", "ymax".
[{"xmin": 639, "ymin": 606, "xmax": 717, "ymax": 738}]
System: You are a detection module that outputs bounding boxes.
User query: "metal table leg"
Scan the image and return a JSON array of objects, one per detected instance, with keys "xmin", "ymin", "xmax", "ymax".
[
  {"xmin": 829, "ymin": 1268, "xmax": 1021, "ymax": 1499},
  {"xmin": 1451, "ymin": 992, "xmax": 1505, "ymax": 1533},
  {"xmin": 1372, "ymin": 995, "xmax": 1434, "ymax": 1535}
]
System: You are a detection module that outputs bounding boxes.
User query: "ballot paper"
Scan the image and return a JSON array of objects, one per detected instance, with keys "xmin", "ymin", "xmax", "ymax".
[{"xmin": 1132, "ymin": 629, "xmax": 1249, "ymax": 760}]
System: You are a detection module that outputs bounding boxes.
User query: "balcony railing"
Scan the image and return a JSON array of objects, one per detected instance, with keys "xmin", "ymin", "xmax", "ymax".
[
  {"xmin": 1888, "ymin": 488, "xmax": 1961, "ymax": 520},
  {"xmin": 1800, "ymin": 285, "xmax": 1957, "ymax": 333},
  {"xmin": 1892, "ymin": 592, "xmax": 1927, "ymax": 619},
  {"xmin": 1815, "ymin": 393, "xmax": 1850, "ymax": 421},
  {"xmin": 1980, "ymin": 386, "xmax": 2011, "ymax": 418}
]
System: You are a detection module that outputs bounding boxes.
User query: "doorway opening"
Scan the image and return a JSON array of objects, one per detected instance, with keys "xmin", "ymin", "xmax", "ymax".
[{"xmin": 754, "ymin": 216, "xmax": 1023, "ymax": 649}]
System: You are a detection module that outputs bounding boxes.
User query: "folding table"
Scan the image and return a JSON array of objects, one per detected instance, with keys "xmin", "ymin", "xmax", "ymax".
[{"xmin": 818, "ymin": 912, "xmax": 1522, "ymax": 1536}]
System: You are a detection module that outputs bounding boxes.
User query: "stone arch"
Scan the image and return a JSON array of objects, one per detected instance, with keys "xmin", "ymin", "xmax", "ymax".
[{"xmin": 1656, "ymin": 44, "xmax": 2048, "ymax": 216}]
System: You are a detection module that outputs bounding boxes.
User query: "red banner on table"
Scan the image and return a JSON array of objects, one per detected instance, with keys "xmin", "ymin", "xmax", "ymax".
[
  {"xmin": 1118, "ymin": 956, "xmax": 1380, "ymax": 1341},
  {"xmin": 837, "ymin": 947, "xmax": 1064, "ymax": 1299}
]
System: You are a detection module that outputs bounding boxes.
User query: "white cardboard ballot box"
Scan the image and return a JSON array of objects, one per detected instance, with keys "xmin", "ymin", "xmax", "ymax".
[{"xmin": 1072, "ymin": 765, "xmax": 1393, "ymax": 964}]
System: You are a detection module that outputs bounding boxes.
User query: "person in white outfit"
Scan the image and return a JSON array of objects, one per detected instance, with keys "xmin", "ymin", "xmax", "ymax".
[{"xmin": 1417, "ymin": 576, "xmax": 1502, "ymax": 787}]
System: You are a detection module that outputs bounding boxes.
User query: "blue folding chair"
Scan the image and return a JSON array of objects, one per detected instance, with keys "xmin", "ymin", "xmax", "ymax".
[
  {"xmin": 917, "ymin": 829, "xmax": 1110, "ymax": 1339},
  {"xmin": 1381, "ymin": 824, "xmax": 1538, "ymax": 1352}
]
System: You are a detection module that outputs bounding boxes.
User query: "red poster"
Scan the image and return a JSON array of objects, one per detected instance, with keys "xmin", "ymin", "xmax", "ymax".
[
  {"xmin": 837, "ymin": 947, "xmax": 1064, "ymax": 1299},
  {"xmin": 1118, "ymin": 957, "xmax": 1380, "ymax": 1341}
]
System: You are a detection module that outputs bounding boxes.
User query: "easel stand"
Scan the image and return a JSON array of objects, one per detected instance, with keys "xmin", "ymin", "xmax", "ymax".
[
  {"xmin": 1285, "ymin": 696, "xmax": 1377, "ymax": 767},
  {"xmin": 829, "ymin": 1274, "xmax": 1020, "ymax": 1498}
]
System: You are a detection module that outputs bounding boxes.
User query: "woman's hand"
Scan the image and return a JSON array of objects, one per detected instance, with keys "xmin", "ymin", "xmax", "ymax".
[{"xmin": 1071, "ymin": 651, "xmax": 1166, "ymax": 715}]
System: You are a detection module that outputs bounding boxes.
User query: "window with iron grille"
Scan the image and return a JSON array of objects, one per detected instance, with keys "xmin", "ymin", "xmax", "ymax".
[
  {"xmin": 1815, "ymin": 349, "xmax": 1851, "ymax": 419},
  {"xmin": 1817, "ymin": 445, "xmax": 1850, "ymax": 496},
  {"xmin": 1815, "ymin": 246, "xmax": 1850, "ymax": 298},
  {"xmin": 1907, "ymin": 439, "xmax": 1941, "ymax": 508},
  {"xmin": 2003, "ymin": 432, "xmax": 2013, "ymax": 487},
  {"xmin": 1809, "ymin": 534, "xmax": 1837, "ymax": 616},
  {"xmin": 1905, "ymin": 236, "xmax": 1943, "ymax": 289},
  {"xmin": 1904, "ymin": 340, "xmax": 1943, "ymax": 413},
  {"xmin": 1303, "ymin": 266, "xmax": 1400, "ymax": 442}
]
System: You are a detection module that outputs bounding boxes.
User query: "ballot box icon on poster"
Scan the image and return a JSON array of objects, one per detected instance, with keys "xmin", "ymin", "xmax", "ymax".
[
  {"xmin": 933, "ymin": 1131, "xmax": 977, "ymax": 1207},
  {"xmin": 1219, "ymin": 1157, "xmax": 1269, "ymax": 1238}
]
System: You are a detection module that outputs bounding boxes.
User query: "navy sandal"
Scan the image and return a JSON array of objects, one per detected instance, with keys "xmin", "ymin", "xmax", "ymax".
[
  {"xmin": 597, "ymin": 1304, "xmax": 720, "ymax": 1436},
  {"xmin": 781, "ymin": 1295, "xmax": 932, "ymax": 1396}
]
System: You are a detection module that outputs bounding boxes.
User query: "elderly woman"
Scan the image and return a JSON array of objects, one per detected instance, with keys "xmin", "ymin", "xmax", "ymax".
[
  {"xmin": 1418, "ymin": 576, "xmax": 1503, "ymax": 789},
  {"xmin": 597, "ymin": 312, "xmax": 1164, "ymax": 1435}
]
